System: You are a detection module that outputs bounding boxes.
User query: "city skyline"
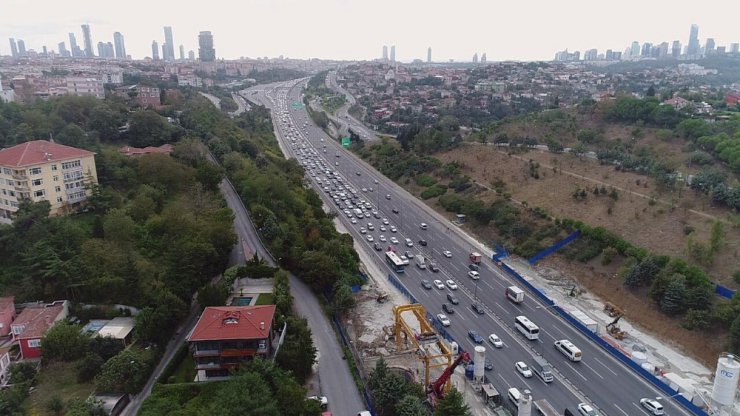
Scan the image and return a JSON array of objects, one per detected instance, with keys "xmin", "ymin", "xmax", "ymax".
[{"xmin": 0, "ymin": 0, "xmax": 738, "ymax": 62}]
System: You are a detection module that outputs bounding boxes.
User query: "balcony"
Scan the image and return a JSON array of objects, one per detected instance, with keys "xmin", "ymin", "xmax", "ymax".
[
  {"xmin": 195, "ymin": 361, "xmax": 221, "ymax": 370},
  {"xmin": 193, "ymin": 349, "xmax": 219, "ymax": 357}
]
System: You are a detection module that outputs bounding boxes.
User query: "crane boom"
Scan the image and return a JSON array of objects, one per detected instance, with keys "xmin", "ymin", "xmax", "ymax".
[{"xmin": 429, "ymin": 352, "xmax": 470, "ymax": 399}]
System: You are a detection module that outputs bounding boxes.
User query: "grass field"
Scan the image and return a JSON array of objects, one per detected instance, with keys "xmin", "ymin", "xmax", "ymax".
[
  {"xmin": 255, "ymin": 293, "xmax": 275, "ymax": 305},
  {"xmin": 26, "ymin": 361, "xmax": 94, "ymax": 415}
]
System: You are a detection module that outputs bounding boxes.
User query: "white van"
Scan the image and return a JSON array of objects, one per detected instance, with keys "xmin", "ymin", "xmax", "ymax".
[
  {"xmin": 554, "ymin": 339, "xmax": 582, "ymax": 362},
  {"xmin": 507, "ymin": 388, "xmax": 522, "ymax": 406}
]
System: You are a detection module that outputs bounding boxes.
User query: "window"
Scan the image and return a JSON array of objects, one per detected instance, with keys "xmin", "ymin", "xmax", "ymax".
[
  {"xmin": 53, "ymin": 175, "xmax": 59, "ymax": 182},
  {"xmin": 28, "ymin": 339, "xmax": 41, "ymax": 348},
  {"xmin": 56, "ymin": 197, "xmax": 63, "ymax": 203},
  {"xmin": 34, "ymin": 190, "xmax": 45, "ymax": 198},
  {"xmin": 1, "ymin": 190, "xmax": 5, "ymax": 195},
  {"xmin": 32, "ymin": 179, "xmax": 43, "ymax": 186},
  {"xmin": 6, "ymin": 180, "xmax": 13, "ymax": 186},
  {"xmin": 29, "ymin": 167, "xmax": 41, "ymax": 175},
  {"xmin": 51, "ymin": 165, "xmax": 58, "ymax": 171},
  {"xmin": 2, "ymin": 168, "xmax": 10, "ymax": 175},
  {"xmin": 55, "ymin": 186, "xmax": 61, "ymax": 192},
  {"xmin": 62, "ymin": 160, "xmax": 81, "ymax": 170},
  {"xmin": 8, "ymin": 191, "xmax": 14, "ymax": 197}
]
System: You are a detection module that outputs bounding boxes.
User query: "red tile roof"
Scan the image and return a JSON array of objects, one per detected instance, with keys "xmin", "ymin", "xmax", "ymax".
[
  {"xmin": 12, "ymin": 303, "xmax": 66, "ymax": 339},
  {"xmin": 0, "ymin": 140, "xmax": 95, "ymax": 168},
  {"xmin": 0, "ymin": 297, "xmax": 14, "ymax": 311},
  {"xmin": 188, "ymin": 305, "xmax": 276, "ymax": 342}
]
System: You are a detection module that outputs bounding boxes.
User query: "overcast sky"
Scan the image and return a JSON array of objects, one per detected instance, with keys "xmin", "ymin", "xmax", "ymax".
[{"xmin": 2, "ymin": 0, "xmax": 738, "ymax": 62}]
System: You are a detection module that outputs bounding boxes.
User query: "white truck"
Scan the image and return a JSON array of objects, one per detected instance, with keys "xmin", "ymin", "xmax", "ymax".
[
  {"xmin": 415, "ymin": 255, "xmax": 426, "ymax": 269},
  {"xmin": 531, "ymin": 355, "xmax": 554, "ymax": 383},
  {"xmin": 506, "ymin": 286, "xmax": 525, "ymax": 304}
]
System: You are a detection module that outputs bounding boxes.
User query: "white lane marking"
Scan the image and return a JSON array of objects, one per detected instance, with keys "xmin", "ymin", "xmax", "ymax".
[
  {"xmin": 572, "ymin": 367, "xmax": 588, "ymax": 382},
  {"xmin": 613, "ymin": 403, "xmax": 630, "ymax": 416},
  {"xmin": 593, "ymin": 356, "xmax": 619, "ymax": 376},
  {"xmin": 497, "ymin": 374, "xmax": 512, "ymax": 390},
  {"xmin": 581, "ymin": 362, "xmax": 605, "ymax": 379},
  {"xmin": 456, "ymin": 312, "xmax": 467, "ymax": 323}
]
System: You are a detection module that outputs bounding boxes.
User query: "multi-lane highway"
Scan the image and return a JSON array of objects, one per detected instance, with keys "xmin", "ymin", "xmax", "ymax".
[{"xmin": 249, "ymin": 79, "xmax": 693, "ymax": 416}]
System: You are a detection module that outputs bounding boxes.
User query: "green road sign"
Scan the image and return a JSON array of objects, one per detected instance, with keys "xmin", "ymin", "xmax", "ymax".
[
  {"xmin": 342, "ymin": 137, "xmax": 351, "ymax": 148},
  {"xmin": 291, "ymin": 102, "xmax": 305, "ymax": 110}
]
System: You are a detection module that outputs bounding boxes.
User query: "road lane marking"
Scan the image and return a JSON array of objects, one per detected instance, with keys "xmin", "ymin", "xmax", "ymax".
[
  {"xmin": 581, "ymin": 362, "xmax": 604, "ymax": 379},
  {"xmin": 613, "ymin": 403, "xmax": 630, "ymax": 416},
  {"xmin": 593, "ymin": 356, "xmax": 619, "ymax": 376},
  {"xmin": 572, "ymin": 368, "xmax": 588, "ymax": 382}
]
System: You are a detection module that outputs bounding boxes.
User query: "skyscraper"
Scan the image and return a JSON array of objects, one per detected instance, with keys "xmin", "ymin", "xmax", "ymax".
[
  {"xmin": 188, "ymin": 50, "xmax": 195, "ymax": 60},
  {"xmin": 472, "ymin": 52, "xmax": 478, "ymax": 63},
  {"xmin": 198, "ymin": 31, "xmax": 216, "ymax": 62},
  {"xmin": 671, "ymin": 41, "xmax": 681, "ymax": 57},
  {"xmin": 152, "ymin": 40, "xmax": 160, "ymax": 60},
  {"xmin": 179, "ymin": 45, "xmax": 185, "ymax": 60},
  {"xmin": 9, "ymin": 38, "xmax": 18, "ymax": 58},
  {"xmin": 641, "ymin": 42, "xmax": 652, "ymax": 57},
  {"xmin": 687, "ymin": 24, "xmax": 700, "ymax": 56},
  {"xmin": 480, "ymin": 53, "xmax": 486, "ymax": 64},
  {"xmin": 113, "ymin": 32, "xmax": 126, "ymax": 59},
  {"xmin": 731, "ymin": 43, "xmax": 740, "ymax": 54},
  {"xmin": 390, "ymin": 45, "xmax": 396, "ymax": 62},
  {"xmin": 97, "ymin": 42, "xmax": 114, "ymax": 58},
  {"xmin": 705, "ymin": 38, "xmax": 715, "ymax": 54},
  {"xmin": 630, "ymin": 41, "xmax": 640, "ymax": 58},
  {"xmin": 58, "ymin": 42, "xmax": 70, "ymax": 57},
  {"xmin": 163, "ymin": 26, "xmax": 175, "ymax": 61},
  {"xmin": 17, "ymin": 40, "xmax": 26, "ymax": 57},
  {"xmin": 382, "ymin": 45, "xmax": 388, "ymax": 61},
  {"xmin": 69, "ymin": 33, "xmax": 81, "ymax": 57},
  {"xmin": 427, "ymin": 47, "xmax": 431, "ymax": 63},
  {"xmin": 81, "ymin": 24, "xmax": 93, "ymax": 57}
]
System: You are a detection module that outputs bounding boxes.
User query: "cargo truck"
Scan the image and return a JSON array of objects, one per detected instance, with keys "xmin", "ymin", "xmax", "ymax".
[
  {"xmin": 533, "ymin": 399, "xmax": 559, "ymax": 416},
  {"xmin": 469, "ymin": 252, "xmax": 482, "ymax": 265},
  {"xmin": 531, "ymin": 355, "xmax": 554, "ymax": 383},
  {"xmin": 415, "ymin": 255, "xmax": 426, "ymax": 269},
  {"xmin": 506, "ymin": 286, "xmax": 525, "ymax": 304}
]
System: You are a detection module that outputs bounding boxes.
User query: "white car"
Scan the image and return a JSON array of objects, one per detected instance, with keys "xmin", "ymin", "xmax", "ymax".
[
  {"xmin": 382, "ymin": 218, "xmax": 389, "ymax": 225},
  {"xmin": 420, "ymin": 222, "xmax": 428, "ymax": 230},
  {"xmin": 577, "ymin": 403, "xmax": 600, "ymax": 416},
  {"xmin": 442, "ymin": 250, "xmax": 452, "ymax": 258},
  {"xmin": 379, "ymin": 235, "xmax": 387, "ymax": 242},
  {"xmin": 351, "ymin": 218, "xmax": 357, "ymax": 224},
  {"xmin": 515, "ymin": 361, "xmax": 533, "ymax": 378},
  {"xmin": 390, "ymin": 226, "xmax": 397, "ymax": 233},
  {"xmin": 436, "ymin": 313, "xmax": 451, "ymax": 327},
  {"xmin": 468, "ymin": 271, "xmax": 480, "ymax": 280},
  {"xmin": 405, "ymin": 238, "xmax": 414, "ymax": 247},
  {"xmin": 308, "ymin": 396, "xmax": 328, "ymax": 407},
  {"xmin": 488, "ymin": 334, "xmax": 503, "ymax": 348},
  {"xmin": 379, "ymin": 225, "xmax": 386, "ymax": 232},
  {"xmin": 359, "ymin": 227, "xmax": 367, "ymax": 234},
  {"xmin": 639, "ymin": 398, "xmax": 664, "ymax": 415},
  {"xmin": 445, "ymin": 280, "xmax": 458, "ymax": 290},
  {"xmin": 433, "ymin": 280, "xmax": 445, "ymax": 290},
  {"xmin": 390, "ymin": 237, "xmax": 399, "ymax": 244},
  {"xmin": 366, "ymin": 235, "xmax": 374, "ymax": 242}
]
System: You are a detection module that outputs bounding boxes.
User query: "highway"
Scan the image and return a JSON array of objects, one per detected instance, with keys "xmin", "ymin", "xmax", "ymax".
[
  {"xmin": 324, "ymin": 71, "xmax": 378, "ymax": 141},
  {"xmin": 247, "ymin": 78, "xmax": 696, "ymax": 416}
]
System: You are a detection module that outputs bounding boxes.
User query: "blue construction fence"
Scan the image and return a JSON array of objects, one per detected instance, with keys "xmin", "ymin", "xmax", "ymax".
[
  {"xmin": 715, "ymin": 284, "xmax": 736, "ymax": 299},
  {"xmin": 493, "ymin": 260, "xmax": 708, "ymax": 416},
  {"xmin": 493, "ymin": 244, "xmax": 509, "ymax": 261},
  {"xmin": 528, "ymin": 230, "xmax": 581, "ymax": 265}
]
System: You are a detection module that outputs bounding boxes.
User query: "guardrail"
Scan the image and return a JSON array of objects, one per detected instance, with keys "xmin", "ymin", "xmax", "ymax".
[{"xmin": 492, "ymin": 258, "xmax": 709, "ymax": 416}]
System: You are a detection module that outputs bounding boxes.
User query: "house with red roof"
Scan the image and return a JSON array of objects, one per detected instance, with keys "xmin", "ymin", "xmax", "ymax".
[
  {"xmin": 187, "ymin": 305, "xmax": 277, "ymax": 381},
  {"xmin": 0, "ymin": 297, "xmax": 16, "ymax": 337},
  {"xmin": 11, "ymin": 301, "xmax": 69, "ymax": 359},
  {"xmin": 0, "ymin": 140, "xmax": 98, "ymax": 223}
]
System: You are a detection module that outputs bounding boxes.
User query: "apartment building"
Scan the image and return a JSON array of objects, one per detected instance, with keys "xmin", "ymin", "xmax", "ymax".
[
  {"xmin": 0, "ymin": 140, "xmax": 98, "ymax": 223},
  {"xmin": 65, "ymin": 76, "xmax": 104, "ymax": 98}
]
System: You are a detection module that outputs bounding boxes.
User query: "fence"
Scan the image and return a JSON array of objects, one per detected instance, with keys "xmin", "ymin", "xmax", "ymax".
[
  {"xmin": 527, "ymin": 230, "xmax": 581, "ymax": 265},
  {"xmin": 492, "ymin": 258, "xmax": 708, "ymax": 416},
  {"xmin": 715, "ymin": 284, "xmax": 736, "ymax": 299}
]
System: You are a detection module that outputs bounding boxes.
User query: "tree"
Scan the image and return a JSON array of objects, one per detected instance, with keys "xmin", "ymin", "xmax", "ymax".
[
  {"xmin": 646, "ymin": 86, "xmax": 656, "ymax": 97},
  {"xmin": 9, "ymin": 362, "xmax": 37, "ymax": 384},
  {"xmin": 76, "ymin": 352, "xmax": 104, "ymax": 382},
  {"xmin": 660, "ymin": 276, "xmax": 688, "ymax": 315},
  {"xmin": 89, "ymin": 336, "xmax": 125, "ymax": 361},
  {"xmin": 195, "ymin": 161, "xmax": 225, "ymax": 192},
  {"xmin": 730, "ymin": 315, "xmax": 740, "ymax": 354},
  {"xmin": 207, "ymin": 371, "xmax": 280, "ymax": 416},
  {"xmin": 41, "ymin": 321, "xmax": 89, "ymax": 362},
  {"xmin": 197, "ymin": 283, "xmax": 229, "ymax": 309},
  {"xmin": 330, "ymin": 282, "xmax": 355, "ymax": 315},
  {"xmin": 95, "ymin": 347, "xmax": 153, "ymax": 394},
  {"xmin": 434, "ymin": 389, "xmax": 471, "ymax": 416},
  {"xmin": 275, "ymin": 316, "xmax": 316, "ymax": 383},
  {"xmin": 709, "ymin": 220, "xmax": 725, "ymax": 255},
  {"xmin": 396, "ymin": 394, "xmax": 429, "ymax": 416},
  {"xmin": 46, "ymin": 395, "xmax": 64, "ymax": 416}
]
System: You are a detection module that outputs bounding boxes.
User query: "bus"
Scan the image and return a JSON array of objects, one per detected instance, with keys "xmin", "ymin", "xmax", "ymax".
[
  {"xmin": 385, "ymin": 250, "xmax": 406, "ymax": 273},
  {"xmin": 514, "ymin": 315, "xmax": 540, "ymax": 340}
]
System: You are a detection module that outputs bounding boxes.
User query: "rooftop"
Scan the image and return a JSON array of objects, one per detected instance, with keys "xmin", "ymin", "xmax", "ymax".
[
  {"xmin": 96, "ymin": 317, "xmax": 135, "ymax": 340},
  {"xmin": 12, "ymin": 301, "xmax": 67, "ymax": 339},
  {"xmin": 0, "ymin": 140, "xmax": 95, "ymax": 168},
  {"xmin": 188, "ymin": 305, "xmax": 276, "ymax": 342},
  {"xmin": 0, "ymin": 297, "xmax": 14, "ymax": 311}
]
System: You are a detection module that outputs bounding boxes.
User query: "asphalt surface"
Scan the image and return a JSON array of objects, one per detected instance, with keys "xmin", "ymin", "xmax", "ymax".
[
  {"xmin": 248, "ymin": 79, "xmax": 696, "ymax": 416},
  {"xmin": 325, "ymin": 71, "xmax": 378, "ymax": 141}
]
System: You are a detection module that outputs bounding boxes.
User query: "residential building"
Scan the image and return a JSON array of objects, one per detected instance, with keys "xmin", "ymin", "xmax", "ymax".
[
  {"xmin": 81, "ymin": 24, "xmax": 93, "ymax": 58},
  {"xmin": 113, "ymin": 32, "xmax": 126, "ymax": 59},
  {"xmin": 0, "ymin": 78, "xmax": 14, "ymax": 103},
  {"xmin": 0, "ymin": 297, "xmax": 16, "ymax": 337},
  {"xmin": 187, "ymin": 305, "xmax": 277, "ymax": 381},
  {"xmin": 82, "ymin": 317, "xmax": 135, "ymax": 346},
  {"xmin": 116, "ymin": 84, "xmax": 161, "ymax": 108},
  {"xmin": 177, "ymin": 74, "xmax": 202, "ymax": 87},
  {"xmin": 0, "ymin": 348, "xmax": 11, "ymax": 386},
  {"xmin": 0, "ymin": 140, "xmax": 98, "ymax": 221},
  {"xmin": 198, "ymin": 31, "xmax": 216, "ymax": 62},
  {"xmin": 163, "ymin": 27, "xmax": 175, "ymax": 61},
  {"xmin": 9, "ymin": 38, "xmax": 18, "ymax": 58},
  {"xmin": 151, "ymin": 40, "xmax": 160, "ymax": 60},
  {"xmin": 11, "ymin": 300, "xmax": 69, "ymax": 359},
  {"xmin": 188, "ymin": 50, "xmax": 195, "ymax": 60},
  {"xmin": 663, "ymin": 96, "xmax": 691, "ymax": 110},
  {"xmin": 66, "ymin": 77, "xmax": 104, "ymax": 98}
]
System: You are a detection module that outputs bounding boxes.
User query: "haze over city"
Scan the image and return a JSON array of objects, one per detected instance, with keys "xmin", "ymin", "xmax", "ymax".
[{"xmin": 1, "ymin": 0, "xmax": 739, "ymax": 62}]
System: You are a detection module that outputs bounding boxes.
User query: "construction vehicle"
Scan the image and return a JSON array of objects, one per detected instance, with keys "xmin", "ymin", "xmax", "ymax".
[
  {"xmin": 469, "ymin": 252, "xmax": 482, "ymax": 265},
  {"xmin": 606, "ymin": 310, "xmax": 627, "ymax": 340},
  {"xmin": 376, "ymin": 293, "xmax": 389, "ymax": 303},
  {"xmin": 604, "ymin": 302, "xmax": 623, "ymax": 317},
  {"xmin": 427, "ymin": 351, "xmax": 470, "ymax": 407}
]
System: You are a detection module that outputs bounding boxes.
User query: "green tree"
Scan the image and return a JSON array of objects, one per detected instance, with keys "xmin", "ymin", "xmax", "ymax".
[
  {"xmin": 660, "ymin": 276, "xmax": 688, "ymax": 315},
  {"xmin": 9, "ymin": 362, "xmax": 37, "ymax": 384},
  {"xmin": 41, "ymin": 321, "xmax": 89, "ymax": 362},
  {"xmin": 197, "ymin": 282, "xmax": 229, "ymax": 309},
  {"xmin": 76, "ymin": 352, "xmax": 104, "ymax": 382},
  {"xmin": 46, "ymin": 395, "xmax": 64, "ymax": 416},
  {"xmin": 396, "ymin": 394, "xmax": 429, "ymax": 416},
  {"xmin": 207, "ymin": 371, "xmax": 280, "ymax": 416},
  {"xmin": 95, "ymin": 347, "xmax": 153, "ymax": 394},
  {"xmin": 330, "ymin": 282, "xmax": 355, "ymax": 315},
  {"xmin": 195, "ymin": 161, "xmax": 225, "ymax": 192},
  {"xmin": 729, "ymin": 315, "xmax": 740, "ymax": 354},
  {"xmin": 709, "ymin": 220, "xmax": 725, "ymax": 255},
  {"xmin": 275, "ymin": 316, "xmax": 316, "ymax": 383},
  {"xmin": 434, "ymin": 389, "xmax": 471, "ymax": 416}
]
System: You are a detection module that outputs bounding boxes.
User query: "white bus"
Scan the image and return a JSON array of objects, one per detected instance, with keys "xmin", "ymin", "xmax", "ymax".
[
  {"xmin": 385, "ymin": 250, "xmax": 406, "ymax": 273},
  {"xmin": 514, "ymin": 315, "xmax": 540, "ymax": 340}
]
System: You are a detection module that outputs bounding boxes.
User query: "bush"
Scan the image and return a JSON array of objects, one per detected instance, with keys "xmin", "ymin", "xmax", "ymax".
[
  {"xmin": 415, "ymin": 175, "xmax": 437, "ymax": 187},
  {"xmin": 420, "ymin": 184, "xmax": 447, "ymax": 199}
]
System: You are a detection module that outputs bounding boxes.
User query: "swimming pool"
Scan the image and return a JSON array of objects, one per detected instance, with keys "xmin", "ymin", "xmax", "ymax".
[{"xmin": 231, "ymin": 296, "xmax": 253, "ymax": 306}]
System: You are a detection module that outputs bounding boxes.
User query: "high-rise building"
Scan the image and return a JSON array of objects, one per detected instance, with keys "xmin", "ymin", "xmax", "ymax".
[
  {"xmin": 480, "ymin": 53, "xmax": 486, "ymax": 63},
  {"xmin": 584, "ymin": 48, "xmax": 598, "ymax": 60},
  {"xmin": 42, "ymin": 46, "xmax": 48, "ymax": 56},
  {"xmin": 716, "ymin": 46, "xmax": 726, "ymax": 54},
  {"xmin": 612, "ymin": 51, "xmax": 622, "ymax": 60},
  {"xmin": 687, "ymin": 24, "xmax": 700, "ymax": 56},
  {"xmin": 390, "ymin": 45, "xmax": 396, "ymax": 62},
  {"xmin": 17, "ymin": 40, "xmax": 26, "ymax": 57},
  {"xmin": 705, "ymin": 38, "xmax": 715, "ymax": 54},
  {"xmin": 198, "ymin": 31, "xmax": 216, "ymax": 62},
  {"xmin": 58, "ymin": 42, "xmax": 70, "ymax": 57},
  {"xmin": 152, "ymin": 40, "xmax": 160, "ymax": 60},
  {"xmin": 8, "ymin": 38, "xmax": 18, "ymax": 58},
  {"xmin": 630, "ymin": 41, "xmax": 640, "ymax": 58},
  {"xmin": 641, "ymin": 42, "xmax": 652, "ymax": 57},
  {"xmin": 427, "ymin": 47, "xmax": 432, "ymax": 63},
  {"xmin": 188, "ymin": 50, "xmax": 195, "ymax": 60},
  {"xmin": 163, "ymin": 26, "xmax": 175, "ymax": 61},
  {"xmin": 179, "ymin": 45, "xmax": 185, "ymax": 60},
  {"xmin": 382, "ymin": 45, "xmax": 388, "ymax": 61},
  {"xmin": 671, "ymin": 41, "xmax": 681, "ymax": 57},
  {"xmin": 69, "ymin": 33, "xmax": 82, "ymax": 57},
  {"xmin": 113, "ymin": 32, "xmax": 126, "ymax": 59},
  {"xmin": 656, "ymin": 42, "xmax": 669, "ymax": 58},
  {"xmin": 472, "ymin": 52, "xmax": 478, "ymax": 63},
  {"xmin": 731, "ymin": 43, "xmax": 740, "ymax": 54},
  {"xmin": 81, "ymin": 24, "xmax": 93, "ymax": 57}
]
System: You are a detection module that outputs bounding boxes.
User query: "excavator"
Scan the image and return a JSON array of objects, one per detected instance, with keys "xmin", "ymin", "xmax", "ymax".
[
  {"xmin": 606, "ymin": 311, "xmax": 627, "ymax": 340},
  {"xmin": 427, "ymin": 351, "xmax": 470, "ymax": 407}
]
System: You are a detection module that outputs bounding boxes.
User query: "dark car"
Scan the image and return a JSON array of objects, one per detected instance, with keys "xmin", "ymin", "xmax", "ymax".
[
  {"xmin": 442, "ymin": 303, "xmax": 455, "ymax": 314},
  {"xmin": 446, "ymin": 293, "xmax": 460, "ymax": 305},
  {"xmin": 468, "ymin": 330, "xmax": 484, "ymax": 344},
  {"xmin": 392, "ymin": 208, "xmax": 399, "ymax": 214},
  {"xmin": 484, "ymin": 360, "xmax": 493, "ymax": 371},
  {"xmin": 429, "ymin": 263, "xmax": 440, "ymax": 272},
  {"xmin": 421, "ymin": 279, "xmax": 432, "ymax": 290},
  {"xmin": 373, "ymin": 243, "xmax": 382, "ymax": 251},
  {"xmin": 468, "ymin": 263, "xmax": 480, "ymax": 271},
  {"xmin": 418, "ymin": 239, "xmax": 428, "ymax": 246},
  {"xmin": 471, "ymin": 303, "xmax": 485, "ymax": 314}
]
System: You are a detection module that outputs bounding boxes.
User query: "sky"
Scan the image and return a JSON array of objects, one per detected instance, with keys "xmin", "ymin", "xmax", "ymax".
[{"xmin": 1, "ymin": 0, "xmax": 739, "ymax": 62}]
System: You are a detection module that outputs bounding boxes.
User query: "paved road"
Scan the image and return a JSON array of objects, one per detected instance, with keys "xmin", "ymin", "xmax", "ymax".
[
  {"xmin": 258, "ymin": 79, "xmax": 696, "ymax": 416},
  {"xmin": 325, "ymin": 71, "xmax": 379, "ymax": 141}
]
